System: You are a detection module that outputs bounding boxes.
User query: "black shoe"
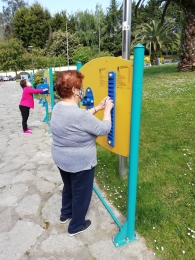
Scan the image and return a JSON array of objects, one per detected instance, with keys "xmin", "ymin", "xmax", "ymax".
[
  {"xmin": 60, "ymin": 216, "xmax": 70, "ymax": 224},
  {"xmin": 68, "ymin": 220, "xmax": 91, "ymax": 236}
]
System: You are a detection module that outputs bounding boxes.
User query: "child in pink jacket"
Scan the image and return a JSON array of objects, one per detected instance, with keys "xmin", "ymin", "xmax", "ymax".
[{"xmin": 19, "ymin": 79, "xmax": 48, "ymax": 134}]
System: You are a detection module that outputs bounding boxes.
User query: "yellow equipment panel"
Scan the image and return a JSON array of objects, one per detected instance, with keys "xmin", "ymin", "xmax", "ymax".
[
  {"xmin": 80, "ymin": 57, "xmax": 133, "ymax": 157},
  {"xmin": 45, "ymin": 93, "xmax": 51, "ymax": 104},
  {"xmin": 44, "ymin": 70, "xmax": 50, "ymax": 85}
]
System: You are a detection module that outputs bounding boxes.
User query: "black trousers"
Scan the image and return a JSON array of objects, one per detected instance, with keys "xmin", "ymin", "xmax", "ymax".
[
  {"xmin": 59, "ymin": 167, "xmax": 94, "ymax": 234},
  {"xmin": 19, "ymin": 105, "xmax": 30, "ymax": 131}
]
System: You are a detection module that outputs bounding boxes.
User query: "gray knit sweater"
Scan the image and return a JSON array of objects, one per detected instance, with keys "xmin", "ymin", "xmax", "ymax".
[{"xmin": 50, "ymin": 103, "xmax": 111, "ymax": 173}]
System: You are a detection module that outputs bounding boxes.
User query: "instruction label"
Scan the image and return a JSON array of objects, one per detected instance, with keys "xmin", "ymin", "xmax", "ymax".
[
  {"xmin": 99, "ymin": 68, "xmax": 108, "ymax": 88},
  {"xmin": 117, "ymin": 65, "xmax": 131, "ymax": 89}
]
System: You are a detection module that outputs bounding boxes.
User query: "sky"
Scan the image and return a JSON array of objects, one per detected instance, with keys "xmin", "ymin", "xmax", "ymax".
[{"xmin": 0, "ymin": 0, "xmax": 124, "ymax": 15}]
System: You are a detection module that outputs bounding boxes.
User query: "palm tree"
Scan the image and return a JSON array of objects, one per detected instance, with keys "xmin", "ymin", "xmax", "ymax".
[
  {"xmin": 136, "ymin": 0, "xmax": 195, "ymax": 72},
  {"xmin": 132, "ymin": 19, "xmax": 180, "ymax": 63}
]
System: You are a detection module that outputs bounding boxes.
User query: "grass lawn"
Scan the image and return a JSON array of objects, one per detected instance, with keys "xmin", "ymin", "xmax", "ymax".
[{"xmin": 95, "ymin": 64, "xmax": 195, "ymax": 260}]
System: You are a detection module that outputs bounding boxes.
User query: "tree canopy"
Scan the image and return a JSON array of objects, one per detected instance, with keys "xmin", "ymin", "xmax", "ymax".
[
  {"xmin": 0, "ymin": 38, "xmax": 28, "ymax": 72},
  {"xmin": 13, "ymin": 3, "xmax": 51, "ymax": 48},
  {"xmin": 132, "ymin": 18, "xmax": 180, "ymax": 62},
  {"xmin": 0, "ymin": 0, "xmax": 194, "ymax": 71},
  {"xmin": 1, "ymin": 0, "xmax": 27, "ymax": 38},
  {"xmin": 136, "ymin": 0, "xmax": 195, "ymax": 71}
]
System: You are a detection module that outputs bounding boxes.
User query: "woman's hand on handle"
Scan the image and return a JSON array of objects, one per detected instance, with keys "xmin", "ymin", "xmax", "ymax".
[
  {"xmin": 89, "ymin": 96, "xmax": 112, "ymax": 115},
  {"xmin": 103, "ymin": 97, "xmax": 114, "ymax": 122},
  {"xmin": 104, "ymin": 96, "xmax": 114, "ymax": 112},
  {"xmin": 95, "ymin": 96, "xmax": 114, "ymax": 112},
  {"xmin": 95, "ymin": 96, "xmax": 107, "ymax": 111}
]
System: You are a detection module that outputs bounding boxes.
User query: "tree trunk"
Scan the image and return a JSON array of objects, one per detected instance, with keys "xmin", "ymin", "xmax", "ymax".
[{"xmin": 178, "ymin": 9, "xmax": 195, "ymax": 72}]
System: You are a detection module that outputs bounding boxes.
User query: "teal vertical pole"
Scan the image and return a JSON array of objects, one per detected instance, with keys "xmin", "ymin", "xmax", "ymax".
[
  {"xmin": 76, "ymin": 62, "xmax": 82, "ymax": 108},
  {"xmin": 43, "ymin": 97, "xmax": 49, "ymax": 123},
  {"xmin": 30, "ymin": 72, "xmax": 35, "ymax": 99},
  {"xmin": 76, "ymin": 61, "xmax": 82, "ymax": 71},
  {"xmin": 113, "ymin": 44, "xmax": 145, "ymax": 247},
  {"xmin": 49, "ymin": 68, "xmax": 55, "ymax": 109},
  {"xmin": 30, "ymin": 72, "xmax": 34, "ymax": 88},
  {"xmin": 126, "ymin": 43, "xmax": 145, "ymax": 240}
]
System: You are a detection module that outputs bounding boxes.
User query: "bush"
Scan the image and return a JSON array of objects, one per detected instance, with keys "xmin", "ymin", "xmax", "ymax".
[
  {"xmin": 144, "ymin": 56, "xmax": 150, "ymax": 63},
  {"xmin": 118, "ymin": 55, "xmax": 134, "ymax": 60},
  {"xmin": 72, "ymin": 47, "xmax": 93, "ymax": 65},
  {"xmin": 151, "ymin": 51, "xmax": 163, "ymax": 65},
  {"xmin": 92, "ymin": 51, "xmax": 113, "ymax": 59},
  {"xmin": 53, "ymin": 71, "xmax": 60, "ymax": 85},
  {"xmin": 34, "ymin": 70, "xmax": 44, "ymax": 88},
  {"xmin": 160, "ymin": 57, "xmax": 164, "ymax": 63},
  {"xmin": 34, "ymin": 75, "xmax": 43, "ymax": 88}
]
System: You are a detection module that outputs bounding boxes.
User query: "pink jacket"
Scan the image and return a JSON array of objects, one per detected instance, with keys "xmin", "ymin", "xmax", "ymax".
[{"xmin": 19, "ymin": 86, "xmax": 44, "ymax": 109}]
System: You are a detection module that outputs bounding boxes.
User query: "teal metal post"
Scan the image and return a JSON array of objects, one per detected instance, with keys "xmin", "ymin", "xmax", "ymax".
[
  {"xmin": 30, "ymin": 72, "xmax": 34, "ymax": 88},
  {"xmin": 43, "ymin": 97, "xmax": 50, "ymax": 123},
  {"xmin": 49, "ymin": 68, "xmax": 55, "ymax": 110},
  {"xmin": 76, "ymin": 61, "xmax": 82, "ymax": 71},
  {"xmin": 76, "ymin": 62, "xmax": 82, "ymax": 108},
  {"xmin": 42, "ymin": 69, "xmax": 45, "ymax": 78},
  {"xmin": 30, "ymin": 72, "xmax": 35, "ymax": 99},
  {"xmin": 93, "ymin": 185, "xmax": 123, "ymax": 230},
  {"xmin": 113, "ymin": 44, "xmax": 145, "ymax": 247}
]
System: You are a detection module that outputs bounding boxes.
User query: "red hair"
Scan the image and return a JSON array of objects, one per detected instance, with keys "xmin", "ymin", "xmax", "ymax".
[{"xmin": 55, "ymin": 70, "xmax": 84, "ymax": 98}]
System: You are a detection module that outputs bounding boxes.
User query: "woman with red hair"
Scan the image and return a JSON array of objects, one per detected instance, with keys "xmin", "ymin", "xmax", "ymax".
[{"xmin": 51, "ymin": 70, "xmax": 114, "ymax": 236}]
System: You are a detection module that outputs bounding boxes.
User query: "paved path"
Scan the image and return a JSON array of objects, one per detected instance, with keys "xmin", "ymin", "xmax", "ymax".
[{"xmin": 0, "ymin": 82, "xmax": 157, "ymax": 260}]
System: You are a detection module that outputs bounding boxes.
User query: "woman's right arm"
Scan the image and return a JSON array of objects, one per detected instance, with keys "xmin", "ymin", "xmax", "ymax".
[
  {"xmin": 81, "ymin": 97, "xmax": 114, "ymax": 136},
  {"xmin": 25, "ymin": 88, "xmax": 45, "ymax": 94}
]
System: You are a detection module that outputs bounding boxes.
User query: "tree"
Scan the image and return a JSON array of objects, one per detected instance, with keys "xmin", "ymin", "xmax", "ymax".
[
  {"xmin": 34, "ymin": 55, "xmax": 49, "ymax": 70},
  {"xmin": 101, "ymin": 0, "xmax": 122, "ymax": 56},
  {"xmin": 132, "ymin": 18, "xmax": 180, "ymax": 63},
  {"xmin": 67, "ymin": 13, "xmax": 77, "ymax": 35},
  {"xmin": 0, "ymin": 38, "xmax": 27, "ymax": 73},
  {"xmin": 50, "ymin": 11, "xmax": 68, "ymax": 32},
  {"xmin": 28, "ymin": 47, "xmax": 50, "ymax": 70},
  {"xmin": 135, "ymin": 0, "xmax": 163, "ymax": 23},
  {"xmin": 75, "ymin": 10, "xmax": 97, "ymax": 47},
  {"xmin": 93, "ymin": 4, "xmax": 106, "ymax": 52},
  {"xmin": 0, "ymin": 11, "xmax": 4, "ymax": 40},
  {"xmin": 92, "ymin": 50, "xmax": 113, "ymax": 58},
  {"xmin": 72, "ymin": 47, "xmax": 93, "ymax": 64},
  {"xmin": 54, "ymin": 54, "xmax": 66, "ymax": 67},
  {"xmin": 13, "ymin": 3, "xmax": 51, "ymax": 48},
  {"xmin": 47, "ymin": 30, "xmax": 83, "ymax": 64},
  {"xmin": 0, "ymin": 0, "xmax": 28, "ymax": 39},
  {"xmin": 136, "ymin": 0, "xmax": 195, "ymax": 72}
]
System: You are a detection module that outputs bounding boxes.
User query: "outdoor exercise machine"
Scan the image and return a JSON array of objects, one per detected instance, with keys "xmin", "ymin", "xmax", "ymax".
[
  {"xmin": 35, "ymin": 48, "xmax": 144, "ymax": 247},
  {"xmin": 34, "ymin": 1, "xmax": 144, "ymax": 247},
  {"xmin": 78, "ymin": 43, "xmax": 144, "ymax": 247}
]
